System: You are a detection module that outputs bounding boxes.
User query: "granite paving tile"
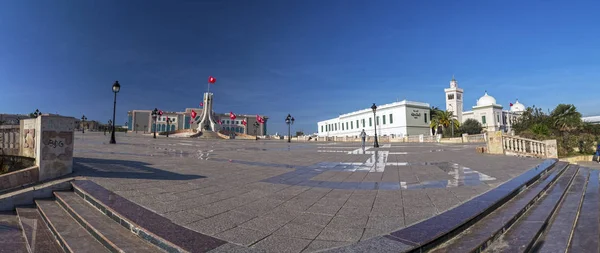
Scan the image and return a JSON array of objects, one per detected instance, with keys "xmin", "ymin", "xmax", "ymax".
[
  {"xmin": 273, "ymin": 222, "xmax": 325, "ymax": 240},
  {"xmin": 317, "ymin": 226, "xmax": 364, "ymax": 242},
  {"xmin": 302, "ymin": 240, "xmax": 353, "ymax": 253},
  {"xmin": 239, "ymin": 215, "xmax": 293, "ymax": 233},
  {"xmin": 251, "ymin": 235, "xmax": 312, "ymax": 253},
  {"xmin": 215, "ymin": 227, "xmax": 270, "ymax": 246},
  {"xmin": 328, "ymin": 215, "xmax": 369, "ymax": 229}
]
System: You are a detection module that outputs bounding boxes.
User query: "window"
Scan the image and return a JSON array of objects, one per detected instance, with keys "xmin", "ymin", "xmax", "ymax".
[
  {"xmin": 346, "ymin": 122, "xmax": 348, "ymax": 130},
  {"xmin": 377, "ymin": 116, "xmax": 380, "ymax": 125},
  {"xmin": 389, "ymin": 114, "xmax": 393, "ymax": 124},
  {"xmin": 369, "ymin": 118, "xmax": 372, "ymax": 127},
  {"xmin": 362, "ymin": 119, "xmax": 365, "ymax": 127},
  {"xmin": 482, "ymin": 116, "xmax": 487, "ymax": 124},
  {"xmin": 424, "ymin": 113, "xmax": 427, "ymax": 123},
  {"xmin": 335, "ymin": 124, "xmax": 337, "ymax": 131},
  {"xmin": 351, "ymin": 121, "xmax": 353, "ymax": 129},
  {"xmin": 497, "ymin": 114, "xmax": 500, "ymax": 123},
  {"xmin": 356, "ymin": 120, "xmax": 359, "ymax": 129},
  {"xmin": 457, "ymin": 94, "xmax": 462, "ymax": 100},
  {"xmin": 383, "ymin": 115, "xmax": 386, "ymax": 125},
  {"xmin": 447, "ymin": 94, "xmax": 454, "ymax": 100},
  {"xmin": 326, "ymin": 125, "xmax": 328, "ymax": 132},
  {"xmin": 342, "ymin": 123, "xmax": 344, "ymax": 130},
  {"xmin": 321, "ymin": 126, "xmax": 323, "ymax": 132}
]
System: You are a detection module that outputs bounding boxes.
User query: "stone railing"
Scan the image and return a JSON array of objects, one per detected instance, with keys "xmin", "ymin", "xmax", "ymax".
[
  {"xmin": 0, "ymin": 125, "xmax": 20, "ymax": 156},
  {"xmin": 487, "ymin": 131, "xmax": 557, "ymax": 158},
  {"xmin": 463, "ymin": 133, "xmax": 487, "ymax": 143}
]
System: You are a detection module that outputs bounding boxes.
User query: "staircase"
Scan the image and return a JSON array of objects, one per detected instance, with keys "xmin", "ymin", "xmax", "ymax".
[
  {"xmin": 325, "ymin": 159, "xmax": 599, "ymax": 252},
  {"xmin": 0, "ymin": 180, "xmax": 228, "ymax": 253}
]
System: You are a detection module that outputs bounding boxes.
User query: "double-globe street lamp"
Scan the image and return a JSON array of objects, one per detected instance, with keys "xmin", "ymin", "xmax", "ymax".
[
  {"xmin": 253, "ymin": 121, "xmax": 259, "ymax": 140},
  {"xmin": 285, "ymin": 114, "xmax": 295, "ymax": 143},
  {"xmin": 32, "ymin": 109, "xmax": 41, "ymax": 118},
  {"xmin": 151, "ymin": 108, "xmax": 158, "ymax": 139},
  {"xmin": 110, "ymin": 81, "xmax": 120, "ymax": 144},
  {"xmin": 371, "ymin": 103, "xmax": 379, "ymax": 148},
  {"xmin": 81, "ymin": 115, "xmax": 87, "ymax": 134}
]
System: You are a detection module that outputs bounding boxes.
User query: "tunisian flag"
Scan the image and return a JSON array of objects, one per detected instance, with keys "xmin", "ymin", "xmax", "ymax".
[
  {"xmin": 509, "ymin": 102, "xmax": 514, "ymax": 107},
  {"xmin": 199, "ymin": 102, "xmax": 204, "ymax": 107},
  {"xmin": 242, "ymin": 119, "xmax": 247, "ymax": 126},
  {"xmin": 208, "ymin": 76, "xmax": 216, "ymax": 84},
  {"xmin": 230, "ymin": 112, "xmax": 236, "ymax": 120},
  {"xmin": 191, "ymin": 110, "xmax": 197, "ymax": 119},
  {"xmin": 256, "ymin": 115, "xmax": 265, "ymax": 124}
]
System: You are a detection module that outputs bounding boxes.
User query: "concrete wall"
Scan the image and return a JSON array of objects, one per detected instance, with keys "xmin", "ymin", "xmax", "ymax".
[
  {"xmin": 0, "ymin": 166, "xmax": 38, "ymax": 192},
  {"xmin": 37, "ymin": 116, "xmax": 76, "ymax": 181}
]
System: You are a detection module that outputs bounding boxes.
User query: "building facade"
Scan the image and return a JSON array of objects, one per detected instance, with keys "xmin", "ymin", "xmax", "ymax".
[
  {"xmin": 317, "ymin": 100, "xmax": 432, "ymax": 137},
  {"xmin": 127, "ymin": 108, "xmax": 269, "ymax": 136},
  {"xmin": 444, "ymin": 77, "xmax": 526, "ymax": 133}
]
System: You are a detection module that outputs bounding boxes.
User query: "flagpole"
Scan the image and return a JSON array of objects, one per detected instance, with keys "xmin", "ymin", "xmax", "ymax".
[{"xmin": 207, "ymin": 82, "xmax": 210, "ymax": 94}]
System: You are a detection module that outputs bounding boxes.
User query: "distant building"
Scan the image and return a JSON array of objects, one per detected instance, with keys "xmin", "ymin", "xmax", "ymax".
[
  {"xmin": 127, "ymin": 108, "xmax": 269, "ymax": 135},
  {"xmin": 0, "ymin": 114, "xmax": 29, "ymax": 125},
  {"xmin": 582, "ymin": 116, "xmax": 600, "ymax": 125},
  {"xmin": 317, "ymin": 100, "xmax": 432, "ymax": 138},
  {"xmin": 444, "ymin": 77, "xmax": 526, "ymax": 133}
]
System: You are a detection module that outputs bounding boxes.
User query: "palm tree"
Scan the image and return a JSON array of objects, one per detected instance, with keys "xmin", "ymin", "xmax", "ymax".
[
  {"xmin": 550, "ymin": 104, "xmax": 581, "ymax": 132},
  {"xmin": 430, "ymin": 106, "xmax": 444, "ymax": 134},
  {"xmin": 431, "ymin": 110, "xmax": 460, "ymax": 136}
]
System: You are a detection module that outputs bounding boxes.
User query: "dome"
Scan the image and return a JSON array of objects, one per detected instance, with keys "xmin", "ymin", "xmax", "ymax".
[
  {"xmin": 510, "ymin": 100, "xmax": 526, "ymax": 112},
  {"xmin": 476, "ymin": 92, "xmax": 497, "ymax": 106}
]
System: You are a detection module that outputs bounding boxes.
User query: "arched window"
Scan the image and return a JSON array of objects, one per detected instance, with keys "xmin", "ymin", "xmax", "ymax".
[
  {"xmin": 161, "ymin": 124, "xmax": 166, "ymax": 131},
  {"xmin": 171, "ymin": 125, "xmax": 175, "ymax": 131},
  {"xmin": 151, "ymin": 124, "xmax": 155, "ymax": 132}
]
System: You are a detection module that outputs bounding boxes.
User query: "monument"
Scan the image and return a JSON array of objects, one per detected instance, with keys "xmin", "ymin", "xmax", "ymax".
[{"xmin": 195, "ymin": 92, "xmax": 220, "ymax": 132}]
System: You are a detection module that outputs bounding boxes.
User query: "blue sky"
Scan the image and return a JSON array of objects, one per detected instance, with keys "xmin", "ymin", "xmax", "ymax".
[{"xmin": 1, "ymin": 0, "xmax": 599, "ymax": 134}]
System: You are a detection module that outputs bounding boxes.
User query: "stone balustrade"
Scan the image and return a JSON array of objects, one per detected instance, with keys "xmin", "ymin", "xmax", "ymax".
[
  {"xmin": 486, "ymin": 131, "xmax": 558, "ymax": 158},
  {"xmin": 0, "ymin": 125, "xmax": 20, "ymax": 155}
]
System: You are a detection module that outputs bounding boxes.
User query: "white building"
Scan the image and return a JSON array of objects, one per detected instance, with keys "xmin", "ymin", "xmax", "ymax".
[
  {"xmin": 444, "ymin": 77, "xmax": 526, "ymax": 133},
  {"xmin": 317, "ymin": 100, "xmax": 431, "ymax": 137}
]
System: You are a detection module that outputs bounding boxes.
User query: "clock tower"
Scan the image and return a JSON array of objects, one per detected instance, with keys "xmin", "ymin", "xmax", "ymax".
[{"xmin": 444, "ymin": 76, "xmax": 464, "ymax": 123}]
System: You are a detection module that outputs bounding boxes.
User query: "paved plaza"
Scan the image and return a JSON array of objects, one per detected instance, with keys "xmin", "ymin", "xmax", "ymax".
[{"xmin": 72, "ymin": 132, "xmax": 542, "ymax": 252}]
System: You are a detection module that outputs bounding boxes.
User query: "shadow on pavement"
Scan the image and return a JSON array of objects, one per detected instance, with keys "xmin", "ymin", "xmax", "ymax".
[{"xmin": 72, "ymin": 157, "xmax": 205, "ymax": 181}]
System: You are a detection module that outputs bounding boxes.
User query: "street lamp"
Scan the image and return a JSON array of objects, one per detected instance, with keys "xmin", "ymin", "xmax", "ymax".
[
  {"xmin": 253, "ymin": 121, "xmax": 259, "ymax": 140},
  {"xmin": 81, "ymin": 115, "xmax": 87, "ymax": 134},
  {"xmin": 371, "ymin": 103, "xmax": 379, "ymax": 148},
  {"xmin": 32, "ymin": 109, "xmax": 41, "ymax": 118},
  {"xmin": 165, "ymin": 117, "xmax": 173, "ymax": 137},
  {"xmin": 110, "ymin": 81, "xmax": 120, "ymax": 144},
  {"xmin": 151, "ymin": 108, "xmax": 158, "ymax": 139},
  {"xmin": 285, "ymin": 114, "xmax": 295, "ymax": 143}
]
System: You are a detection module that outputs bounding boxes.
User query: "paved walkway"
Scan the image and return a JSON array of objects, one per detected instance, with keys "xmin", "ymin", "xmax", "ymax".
[{"xmin": 72, "ymin": 132, "xmax": 542, "ymax": 252}]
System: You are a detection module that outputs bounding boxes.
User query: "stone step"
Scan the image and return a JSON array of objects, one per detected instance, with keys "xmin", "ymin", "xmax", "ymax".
[
  {"xmin": 35, "ymin": 199, "xmax": 110, "ymax": 253},
  {"xmin": 567, "ymin": 169, "xmax": 599, "ymax": 252},
  {"xmin": 532, "ymin": 167, "xmax": 589, "ymax": 252},
  {"xmin": 430, "ymin": 162, "xmax": 570, "ymax": 252},
  {"xmin": 0, "ymin": 211, "xmax": 28, "ymax": 253},
  {"xmin": 53, "ymin": 191, "xmax": 164, "ymax": 253},
  {"xmin": 15, "ymin": 207, "xmax": 62, "ymax": 253},
  {"xmin": 482, "ymin": 164, "xmax": 579, "ymax": 252}
]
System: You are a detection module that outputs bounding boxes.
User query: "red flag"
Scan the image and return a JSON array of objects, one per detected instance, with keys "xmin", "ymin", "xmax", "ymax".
[
  {"xmin": 256, "ymin": 115, "xmax": 264, "ymax": 124},
  {"xmin": 509, "ymin": 103, "xmax": 514, "ymax": 107},
  {"xmin": 242, "ymin": 120, "xmax": 247, "ymax": 126},
  {"xmin": 159, "ymin": 110, "xmax": 163, "ymax": 116},
  {"xmin": 199, "ymin": 102, "xmax": 204, "ymax": 107},
  {"xmin": 208, "ymin": 76, "xmax": 216, "ymax": 84},
  {"xmin": 230, "ymin": 112, "xmax": 236, "ymax": 120},
  {"xmin": 191, "ymin": 110, "xmax": 197, "ymax": 118}
]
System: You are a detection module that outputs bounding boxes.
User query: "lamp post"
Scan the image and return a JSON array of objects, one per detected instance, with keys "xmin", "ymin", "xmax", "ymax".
[
  {"xmin": 371, "ymin": 103, "xmax": 379, "ymax": 148},
  {"xmin": 32, "ymin": 109, "xmax": 41, "ymax": 118},
  {"xmin": 166, "ymin": 117, "xmax": 173, "ymax": 138},
  {"xmin": 110, "ymin": 81, "xmax": 120, "ymax": 144},
  {"xmin": 151, "ymin": 108, "xmax": 158, "ymax": 139},
  {"xmin": 285, "ymin": 114, "xmax": 295, "ymax": 143},
  {"xmin": 81, "ymin": 115, "xmax": 87, "ymax": 134},
  {"xmin": 253, "ymin": 121, "xmax": 259, "ymax": 140}
]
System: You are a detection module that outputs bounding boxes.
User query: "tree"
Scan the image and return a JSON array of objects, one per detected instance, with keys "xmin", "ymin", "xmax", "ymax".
[
  {"xmin": 550, "ymin": 104, "xmax": 582, "ymax": 132},
  {"xmin": 431, "ymin": 110, "xmax": 460, "ymax": 136},
  {"xmin": 430, "ymin": 106, "xmax": 444, "ymax": 134},
  {"xmin": 295, "ymin": 131, "xmax": 304, "ymax": 137},
  {"xmin": 459, "ymin": 119, "xmax": 483, "ymax": 135}
]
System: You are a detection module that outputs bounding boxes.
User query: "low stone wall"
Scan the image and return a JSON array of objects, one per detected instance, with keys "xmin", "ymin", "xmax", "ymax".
[
  {"xmin": 560, "ymin": 155, "xmax": 595, "ymax": 164},
  {"xmin": 0, "ymin": 125, "xmax": 20, "ymax": 155},
  {"xmin": 439, "ymin": 137, "xmax": 464, "ymax": 144},
  {"xmin": 0, "ymin": 166, "xmax": 39, "ymax": 192}
]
